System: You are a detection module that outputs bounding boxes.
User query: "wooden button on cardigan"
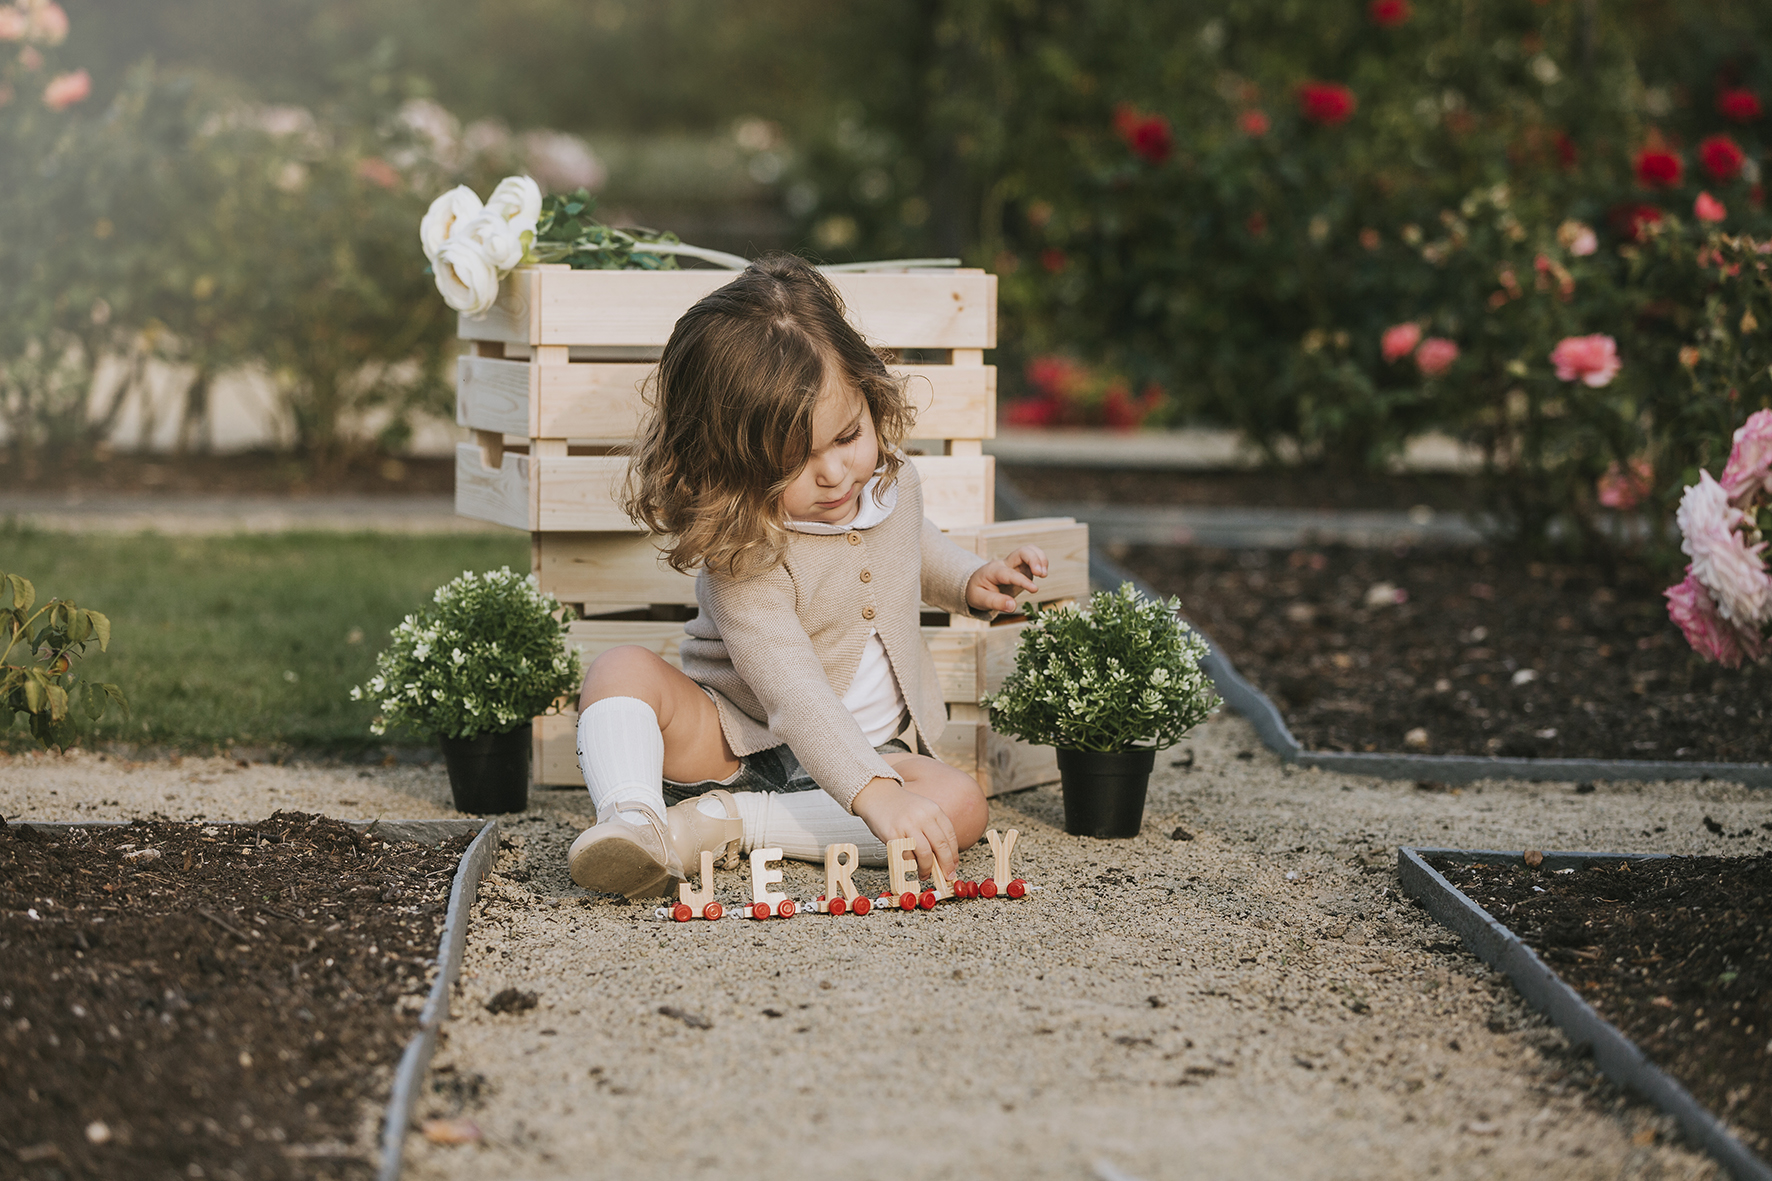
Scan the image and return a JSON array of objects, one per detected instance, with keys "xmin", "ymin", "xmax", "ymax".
[{"xmin": 680, "ymin": 462, "xmax": 988, "ymax": 812}]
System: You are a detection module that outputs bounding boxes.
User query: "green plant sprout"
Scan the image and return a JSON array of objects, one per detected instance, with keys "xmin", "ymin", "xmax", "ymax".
[{"xmin": 2, "ymin": 567, "xmax": 126, "ymax": 751}]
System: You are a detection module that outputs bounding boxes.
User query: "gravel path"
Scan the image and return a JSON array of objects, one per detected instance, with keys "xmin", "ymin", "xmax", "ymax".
[{"xmin": 4, "ymin": 714, "xmax": 1764, "ymax": 1179}]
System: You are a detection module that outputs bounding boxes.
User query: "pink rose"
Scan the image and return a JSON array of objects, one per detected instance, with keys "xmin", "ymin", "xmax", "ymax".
[
  {"xmin": 0, "ymin": 7, "xmax": 26, "ymax": 41},
  {"xmin": 1677, "ymin": 471, "xmax": 1771, "ymax": 627},
  {"xmin": 1380, "ymin": 322, "xmax": 1422, "ymax": 363},
  {"xmin": 26, "ymin": 1, "xmax": 65, "ymax": 44},
  {"xmin": 1596, "ymin": 456, "xmax": 1653, "ymax": 511},
  {"xmin": 1665, "ymin": 569, "xmax": 1762, "ymax": 667},
  {"xmin": 1694, "ymin": 191, "xmax": 1728, "ymax": 223},
  {"xmin": 1720, "ymin": 408, "xmax": 1772, "ymax": 505},
  {"xmin": 41, "ymin": 66, "xmax": 87, "ymax": 110},
  {"xmin": 1414, "ymin": 337, "xmax": 1459, "ymax": 377},
  {"xmin": 1549, "ymin": 334, "xmax": 1620, "ymax": 387}
]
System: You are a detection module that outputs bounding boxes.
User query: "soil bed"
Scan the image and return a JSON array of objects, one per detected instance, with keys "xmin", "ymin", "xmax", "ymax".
[
  {"xmin": 0, "ymin": 812, "xmax": 468, "ymax": 1180},
  {"xmin": 1434, "ymin": 853, "xmax": 1771, "ymax": 1157},
  {"xmin": 1119, "ymin": 544, "xmax": 1772, "ymax": 763}
]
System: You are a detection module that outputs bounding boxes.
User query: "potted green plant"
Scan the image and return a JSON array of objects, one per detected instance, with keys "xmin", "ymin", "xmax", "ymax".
[
  {"xmin": 986, "ymin": 583, "xmax": 1220, "ymax": 837},
  {"xmin": 353, "ymin": 568, "xmax": 581, "ymax": 814},
  {"xmin": 3, "ymin": 568, "xmax": 127, "ymax": 750}
]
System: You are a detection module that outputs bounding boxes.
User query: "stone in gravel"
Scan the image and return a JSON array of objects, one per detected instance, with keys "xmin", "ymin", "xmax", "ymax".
[
  {"xmin": 1170, "ymin": 827, "xmax": 1194, "ymax": 841},
  {"xmin": 1403, "ymin": 727, "xmax": 1429, "ymax": 749},
  {"xmin": 485, "ymin": 988, "xmax": 538, "ymax": 1015},
  {"xmin": 658, "ymin": 1005, "xmax": 712, "ymax": 1030},
  {"xmin": 422, "ymin": 1117, "xmax": 482, "ymax": 1145},
  {"xmin": 1523, "ymin": 849, "xmax": 1544, "ymax": 868}
]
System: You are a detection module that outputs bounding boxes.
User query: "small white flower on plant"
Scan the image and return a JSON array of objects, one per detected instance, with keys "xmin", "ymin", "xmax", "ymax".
[
  {"xmin": 419, "ymin": 185, "xmax": 483, "ymax": 265},
  {"xmin": 1676, "ymin": 471, "xmax": 1770, "ymax": 627}
]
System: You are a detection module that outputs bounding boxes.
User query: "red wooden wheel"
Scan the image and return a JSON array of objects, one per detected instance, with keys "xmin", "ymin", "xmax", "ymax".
[
  {"xmin": 979, "ymin": 878, "xmax": 999, "ymax": 899},
  {"xmin": 777, "ymin": 899, "xmax": 797, "ymax": 918},
  {"xmin": 851, "ymin": 896, "xmax": 872, "ymax": 916},
  {"xmin": 958, "ymin": 880, "xmax": 976, "ymax": 898},
  {"xmin": 751, "ymin": 902, "xmax": 772, "ymax": 920},
  {"xmin": 827, "ymin": 896, "xmax": 848, "ymax": 916},
  {"xmin": 671, "ymin": 903, "xmax": 693, "ymax": 922},
  {"xmin": 919, "ymin": 890, "xmax": 937, "ymax": 910},
  {"xmin": 899, "ymin": 891, "xmax": 918, "ymax": 911},
  {"xmin": 1007, "ymin": 879, "xmax": 1028, "ymax": 899}
]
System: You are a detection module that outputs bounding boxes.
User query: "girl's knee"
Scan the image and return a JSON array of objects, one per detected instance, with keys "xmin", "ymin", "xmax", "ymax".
[
  {"xmin": 904, "ymin": 758, "xmax": 987, "ymax": 848},
  {"xmin": 580, "ymin": 645, "xmax": 671, "ymax": 707}
]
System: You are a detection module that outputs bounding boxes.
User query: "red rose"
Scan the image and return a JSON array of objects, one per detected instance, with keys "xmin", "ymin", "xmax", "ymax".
[
  {"xmin": 1040, "ymin": 248, "xmax": 1069, "ymax": 273},
  {"xmin": 1698, "ymin": 134, "xmax": 1746, "ymax": 183},
  {"xmin": 1607, "ymin": 202, "xmax": 1664, "ymax": 243},
  {"xmin": 1129, "ymin": 115, "xmax": 1173, "ymax": 164},
  {"xmin": 1238, "ymin": 108, "xmax": 1270, "ymax": 137},
  {"xmin": 1297, "ymin": 82, "xmax": 1356, "ymax": 127},
  {"xmin": 1717, "ymin": 88, "xmax": 1763, "ymax": 123},
  {"xmin": 1368, "ymin": 0, "xmax": 1411, "ymax": 26},
  {"xmin": 1554, "ymin": 131, "xmax": 1578, "ymax": 170},
  {"xmin": 1112, "ymin": 103, "xmax": 1140, "ymax": 139},
  {"xmin": 1005, "ymin": 396, "xmax": 1064, "ymax": 428},
  {"xmin": 1633, "ymin": 147, "xmax": 1682, "ymax": 189}
]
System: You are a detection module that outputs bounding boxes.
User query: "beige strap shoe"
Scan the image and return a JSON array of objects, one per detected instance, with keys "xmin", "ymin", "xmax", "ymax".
[
  {"xmin": 665, "ymin": 789, "xmax": 745, "ymax": 870},
  {"xmin": 567, "ymin": 802, "xmax": 683, "ymax": 899}
]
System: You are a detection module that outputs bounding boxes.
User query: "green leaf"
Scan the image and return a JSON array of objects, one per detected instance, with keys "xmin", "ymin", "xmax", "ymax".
[
  {"xmin": 85, "ymin": 610, "xmax": 112, "ymax": 651},
  {"xmin": 102, "ymin": 682, "xmax": 130, "ymax": 717},
  {"xmin": 22, "ymin": 675, "xmax": 45, "ymax": 713},
  {"xmin": 46, "ymin": 682, "xmax": 69, "ymax": 722},
  {"xmin": 66, "ymin": 610, "xmax": 92, "ymax": 645},
  {"xmin": 83, "ymin": 681, "xmax": 107, "ymax": 720},
  {"xmin": 3, "ymin": 574, "xmax": 34, "ymax": 614}
]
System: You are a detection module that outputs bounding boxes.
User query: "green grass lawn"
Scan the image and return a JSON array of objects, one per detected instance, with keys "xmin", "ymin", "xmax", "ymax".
[{"xmin": 2, "ymin": 527, "xmax": 530, "ymax": 753}]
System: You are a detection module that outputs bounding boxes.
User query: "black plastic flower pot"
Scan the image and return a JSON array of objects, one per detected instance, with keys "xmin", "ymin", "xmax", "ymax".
[
  {"xmin": 1056, "ymin": 747, "xmax": 1156, "ymax": 838},
  {"xmin": 437, "ymin": 723, "xmax": 532, "ymax": 814}
]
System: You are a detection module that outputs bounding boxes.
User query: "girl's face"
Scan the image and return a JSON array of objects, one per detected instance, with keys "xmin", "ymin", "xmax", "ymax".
[{"xmin": 781, "ymin": 370, "xmax": 879, "ymax": 525}]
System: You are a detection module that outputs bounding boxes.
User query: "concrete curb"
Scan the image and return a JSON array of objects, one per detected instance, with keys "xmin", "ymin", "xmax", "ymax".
[{"xmin": 1399, "ymin": 847, "xmax": 1772, "ymax": 1181}]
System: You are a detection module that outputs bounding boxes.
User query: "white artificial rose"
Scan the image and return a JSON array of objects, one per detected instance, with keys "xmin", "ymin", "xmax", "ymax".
[
  {"xmin": 454, "ymin": 209, "xmax": 525, "ymax": 271},
  {"xmin": 433, "ymin": 238, "xmax": 501, "ymax": 315},
  {"xmin": 485, "ymin": 174, "xmax": 542, "ymax": 229},
  {"xmin": 420, "ymin": 185, "xmax": 484, "ymax": 265}
]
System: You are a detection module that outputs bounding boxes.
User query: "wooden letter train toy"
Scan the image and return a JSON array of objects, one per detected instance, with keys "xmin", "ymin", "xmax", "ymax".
[{"xmin": 655, "ymin": 828, "xmax": 1031, "ymax": 923}]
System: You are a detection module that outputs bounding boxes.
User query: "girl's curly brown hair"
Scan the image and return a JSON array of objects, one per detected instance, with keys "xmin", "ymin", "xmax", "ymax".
[{"xmin": 624, "ymin": 254, "xmax": 916, "ymax": 577}]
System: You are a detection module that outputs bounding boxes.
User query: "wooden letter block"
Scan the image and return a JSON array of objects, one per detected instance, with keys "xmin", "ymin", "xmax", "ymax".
[
  {"xmin": 679, "ymin": 850, "xmax": 716, "ymax": 910},
  {"xmin": 886, "ymin": 838, "xmax": 919, "ymax": 896},
  {"xmin": 929, "ymin": 857, "xmax": 955, "ymax": 901},
  {"xmin": 986, "ymin": 827, "xmax": 1019, "ymax": 889},
  {"xmin": 750, "ymin": 847, "xmax": 787, "ymax": 908},
  {"xmin": 824, "ymin": 843, "xmax": 861, "ymax": 902}
]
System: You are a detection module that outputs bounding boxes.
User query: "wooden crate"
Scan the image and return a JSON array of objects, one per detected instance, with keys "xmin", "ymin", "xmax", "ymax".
[{"xmin": 449, "ymin": 264, "xmax": 1073, "ymax": 796}]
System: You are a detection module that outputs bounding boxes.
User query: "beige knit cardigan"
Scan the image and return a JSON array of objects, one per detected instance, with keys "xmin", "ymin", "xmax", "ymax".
[{"xmin": 680, "ymin": 462, "xmax": 988, "ymax": 812}]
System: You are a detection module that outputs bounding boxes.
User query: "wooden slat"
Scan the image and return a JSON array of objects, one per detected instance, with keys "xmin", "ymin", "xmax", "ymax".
[
  {"xmin": 899, "ymin": 364, "xmax": 995, "ymax": 441},
  {"xmin": 945, "ymin": 518, "xmax": 1090, "ymax": 605},
  {"xmin": 983, "ymin": 729, "xmax": 1059, "ymax": 794},
  {"xmin": 535, "ymin": 457, "xmax": 635, "ymax": 532},
  {"xmin": 913, "ymin": 455, "xmax": 993, "ymax": 530},
  {"xmin": 535, "ymin": 711, "xmax": 581, "ymax": 787},
  {"xmin": 460, "ymin": 269, "xmax": 996, "ymax": 350},
  {"xmin": 536, "ymin": 533, "xmax": 696, "ymax": 607},
  {"xmin": 453, "ymin": 443, "xmax": 530, "ymax": 531},
  {"xmin": 925, "ymin": 630, "xmax": 982, "ymax": 704},
  {"xmin": 564, "ymin": 620, "xmax": 689, "ymax": 667},
  {"xmin": 458, "ymin": 358, "xmax": 990, "ymax": 442}
]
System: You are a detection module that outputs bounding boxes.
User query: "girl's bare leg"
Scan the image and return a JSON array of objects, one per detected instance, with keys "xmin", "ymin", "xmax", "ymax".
[{"xmin": 579, "ymin": 645, "xmax": 739, "ymax": 785}]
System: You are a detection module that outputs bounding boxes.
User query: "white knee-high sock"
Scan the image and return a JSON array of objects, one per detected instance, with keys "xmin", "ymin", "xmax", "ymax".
[
  {"xmin": 721, "ymin": 790, "xmax": 888, "ymax": 866},
  {"xmin": 576, "ymin": 697, "xmax": 666, "ymax": 826}
]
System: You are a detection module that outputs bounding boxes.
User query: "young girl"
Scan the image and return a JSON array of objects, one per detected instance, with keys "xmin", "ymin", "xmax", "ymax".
[{"xmin": 567, "ymin": 254, "xmax": 1046, "ymax": 899}]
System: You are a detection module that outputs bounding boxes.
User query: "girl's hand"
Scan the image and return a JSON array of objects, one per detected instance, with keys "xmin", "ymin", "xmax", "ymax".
[
  {"xmin": 851, "ymin": 776, "xmax": 959, "ymax": 877},
  {"xmin": 966, "ymin": 545, "xmax": 1048, "ymax": 614}
]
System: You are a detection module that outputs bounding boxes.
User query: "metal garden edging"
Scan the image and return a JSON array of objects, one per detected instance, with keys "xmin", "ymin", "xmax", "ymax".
[
  {"xmin": 375, "ymin": 817, "xmax": 499, "ymax": 1181},
  {"xmin": 12, "ymin": 816, "xmax": 498, "ymax": 1181},
  {"xmin": 1398, "ymin": 846, "xmax": 1770, "ymax": 1181}
]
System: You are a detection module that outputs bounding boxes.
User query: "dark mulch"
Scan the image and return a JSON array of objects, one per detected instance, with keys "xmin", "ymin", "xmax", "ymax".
[
  {"xmin": 1118, "ymin": 544, "xmax": 1772, "ymax": 764},
  {"xmin": 0, "ymin": 813, "xmax": 467, "ymax": 1180},
  {"xmin": 0, "ymin": 452, "xmax": 455, "ymax": 497},
  {"xmin": 1000, "ymin": 464, "xmax": 1482, "ymax": 511},
  {"xmin": 1436, "ymin": 854, "xmax": 1770, "ymax": 1155}
]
